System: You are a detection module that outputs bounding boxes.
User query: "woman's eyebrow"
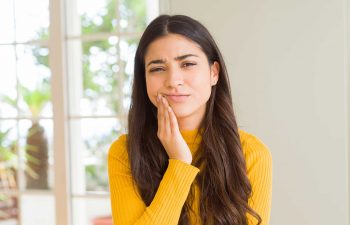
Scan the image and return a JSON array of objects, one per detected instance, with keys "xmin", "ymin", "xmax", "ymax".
[
  {"xmin": 146, "ymin": 54, "xmax": 199, "ymax": 67},
  {"xmin": 147, "ymin": 59, "xmax": 166, "ymax": 67},
  {"xmin": 174, "ymin": 54, "xmax": 199, "ymax": 61}
]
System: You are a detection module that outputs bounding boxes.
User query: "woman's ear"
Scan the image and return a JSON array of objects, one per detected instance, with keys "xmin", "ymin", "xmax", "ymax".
[{"xmin": 210, "ymin": 61, "xmax": 220, "ymax": 86}]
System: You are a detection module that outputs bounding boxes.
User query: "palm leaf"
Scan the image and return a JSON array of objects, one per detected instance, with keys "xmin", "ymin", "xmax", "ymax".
[{"xmin": 20, "ymin": 84, "xmax": 51, "ymax": 118}]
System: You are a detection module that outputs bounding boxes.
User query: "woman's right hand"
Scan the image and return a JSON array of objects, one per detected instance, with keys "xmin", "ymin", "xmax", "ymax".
[{"xmin": 156, "ymin": 93, "xmax": 193, "ymax": 164}]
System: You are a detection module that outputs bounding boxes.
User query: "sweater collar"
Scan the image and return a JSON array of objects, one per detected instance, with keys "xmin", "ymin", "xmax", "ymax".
[
  {"xmin": 179, "ymin": 128, "xmax": 245, "ymax": 145},
  {"xmin": 180, "ymin": 129, "xmax": 202, "ymax": 146},
  {"xmin": 179, "ymin": 128, "xmax": 245, "ymax": 156}
]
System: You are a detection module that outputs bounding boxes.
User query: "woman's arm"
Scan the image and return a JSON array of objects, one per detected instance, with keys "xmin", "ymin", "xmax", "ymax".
[
  {"xmin": 240, "ymin": 131, "xmax": 273, "ymax": 225},
  {"xmin": 108, "ymin": 136, "xmax": 199, "ymax": 225}
]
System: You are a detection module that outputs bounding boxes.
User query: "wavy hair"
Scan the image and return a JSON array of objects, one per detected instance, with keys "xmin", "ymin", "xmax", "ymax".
[{"xmin": 127, "ymin": 14, "xmax": 261, "ymax": 225}]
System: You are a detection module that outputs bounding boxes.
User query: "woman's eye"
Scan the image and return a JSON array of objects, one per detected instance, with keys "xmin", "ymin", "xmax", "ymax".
[
  {"xmin": 149, "ymin": 67, "xmax": 164, "ymax": 73},
  {"xmin": 182, "ymin": 62, "xmax": 196, "ymax": 68}
]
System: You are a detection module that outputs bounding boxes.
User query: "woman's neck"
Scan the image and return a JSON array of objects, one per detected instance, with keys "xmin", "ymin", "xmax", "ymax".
[{"xmin": 177, "ymin": 114, "xmax": 203, "ymax": 131}]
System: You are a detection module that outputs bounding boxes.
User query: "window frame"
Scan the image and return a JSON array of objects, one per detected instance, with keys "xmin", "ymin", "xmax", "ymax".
[
  {"xmin": 50, "ymin": 0, "xmax": 160, "ymax": 224},
  {"xmin": 0, "ymin": 0, "xmax": 161, "ymax": 224}
]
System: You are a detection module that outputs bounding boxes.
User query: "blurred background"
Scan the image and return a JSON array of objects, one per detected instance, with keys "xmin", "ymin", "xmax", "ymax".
[
  {"xmin": 0, "ymin": 0, "xmax": 158, "ymax": 224},
  {"xmin": 0, "ymin": 0, "xmax": 349, "ymax": 225}
]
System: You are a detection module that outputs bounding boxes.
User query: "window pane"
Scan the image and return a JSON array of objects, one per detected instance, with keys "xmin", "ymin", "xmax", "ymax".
[
  {"xmin": 16, "ymin": 45, "xmax": 52, "ymax": 118},
  {"xmin": 0, "ymin": 0, "xmax": 15, "ymax": 44},
  {"xmin": 14, "ymin": 0, "xmax": 49, "ymax": 42},
  {"xmin": 77, "ymin": 0, "xmax": 116, "ymax": 35},
  {"xmin": 119, "ymin": 0, "xmax": 147, "ymax": 33},
  {"xmin": 67, "ymin": 39, "xmax": 119, "ymax": 116},
  {"xmin": 70, "ymin": 118, "xmax": 122, "ymax": 194},
  {"xmin": 19, "ymin": 119, "xmax": 53, "ymax": 190},
  {"xmin": 82, "ymin": 40, "xmax": 118, "ymax": 115},
  {"xmin": 0, "ymin": 46, "xmax": 17, "ymax": 118},
  {"xmin": 119, "ymin": 38, "xmax": 138, "ymax": 113},
  {"xmin": 20, "ymin": 194, "xmax": 55, "ymax": 225},
  {"xmin": 72, "ymin": 197, "xmax": 111, "ymax": 225}
]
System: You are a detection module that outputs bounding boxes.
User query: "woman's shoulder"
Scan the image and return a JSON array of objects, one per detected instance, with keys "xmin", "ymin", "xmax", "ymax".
[
  {"xmin": 108, "ymin": 133, "xmax": 129, "ymax": 167},
  {"xmin": 238, "ymin": 129, "xmax": 272, "ymax": 169}
]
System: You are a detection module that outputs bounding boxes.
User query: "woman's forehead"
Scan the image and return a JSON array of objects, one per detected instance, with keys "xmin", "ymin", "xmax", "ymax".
[{"xmin": 144, "ymin": 34, "xmax": 205, "ymax": 62}]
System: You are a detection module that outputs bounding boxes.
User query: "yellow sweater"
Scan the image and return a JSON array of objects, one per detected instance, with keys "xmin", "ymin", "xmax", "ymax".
[{"xmin": 108, "ymin": 129, "xmax": 272, "ymax": 225}]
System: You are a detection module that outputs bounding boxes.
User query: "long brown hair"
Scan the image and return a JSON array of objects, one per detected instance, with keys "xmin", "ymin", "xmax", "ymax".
[{"xmin": 127, "ymin": 14, "xmax": 261, "ymax": 225}]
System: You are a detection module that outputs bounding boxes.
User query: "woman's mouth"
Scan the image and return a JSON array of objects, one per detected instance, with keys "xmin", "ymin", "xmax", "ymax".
[{"xmin": 165, "ymin": 95, "xmax": 190, "ymax": 103}]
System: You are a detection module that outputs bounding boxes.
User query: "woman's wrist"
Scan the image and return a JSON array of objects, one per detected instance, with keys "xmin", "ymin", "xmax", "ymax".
[{"xmin": 171, "ymin": 156, "xmax": 192, "ymax": 164}]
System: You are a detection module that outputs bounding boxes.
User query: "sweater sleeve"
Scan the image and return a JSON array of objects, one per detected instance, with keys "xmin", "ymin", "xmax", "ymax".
[
  {"xmin": 241, "ymin": 131, "xmax": 273, "ymax": 225},
  {"xmin": 108, "ymin": 134, "xmax": 200, "ymax": 225}
]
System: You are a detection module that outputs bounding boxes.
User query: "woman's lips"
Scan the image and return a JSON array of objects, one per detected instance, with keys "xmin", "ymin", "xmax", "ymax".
[{"xmin": 165, "ymin": 95, "xmax": 190, "ymax": 103}]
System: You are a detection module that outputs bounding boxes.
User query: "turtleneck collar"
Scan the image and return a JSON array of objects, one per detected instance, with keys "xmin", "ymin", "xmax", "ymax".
[
  {"xmin": 178, "ymin": 128, "xmax": 245, "ymax": 156},
  {"xmin": 180, "ymin": 129, "xmax": 202, "ymax": 153}
]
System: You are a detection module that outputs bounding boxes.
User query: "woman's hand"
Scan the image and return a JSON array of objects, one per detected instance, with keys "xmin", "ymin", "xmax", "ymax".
[{"xmin": 156, "ymin": 93, "xmax": 193, "ymax": 164}]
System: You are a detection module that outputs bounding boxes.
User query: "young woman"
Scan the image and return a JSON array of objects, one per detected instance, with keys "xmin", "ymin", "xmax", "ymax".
[{"xmin": 108, "ymin": 14, "xmax": 272, "ymax": 225}]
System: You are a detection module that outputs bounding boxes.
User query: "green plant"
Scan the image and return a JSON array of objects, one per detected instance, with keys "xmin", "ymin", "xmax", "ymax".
[
  {"xmin": 1, "ymin": 81, "xmax": 51, "ymax": 189},
  {"xmin": 20, "ymin": 83, "xmax": 50, "ymax": 189},
  {"xmin": 0, "ymin": 128, "xmax": 18, "ymax": 220},
  {"xmin": 0, "ymin": 85, "xmax": 51, "ymax": 217},
  {"xmin": 0, "ymin": 128, "xmax": 17, "ymax": 169},
  {"xmin": 20, "ymin": 82, "xmax": 50, "ymax": 121},
  {"xmin": 0, "ymin": 115, "xmax": 45, "ymax": 183}
]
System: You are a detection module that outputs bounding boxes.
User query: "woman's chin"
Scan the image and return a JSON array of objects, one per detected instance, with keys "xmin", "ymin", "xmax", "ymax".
[{"xmin": 172, "ymin": 107, "xmax": 192, "ymax": 119}]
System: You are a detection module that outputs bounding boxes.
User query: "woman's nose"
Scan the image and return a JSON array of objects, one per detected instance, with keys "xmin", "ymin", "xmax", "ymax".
[{"xmin": 165, "ymin": 68, "xmax": 184, "ymax": 88}]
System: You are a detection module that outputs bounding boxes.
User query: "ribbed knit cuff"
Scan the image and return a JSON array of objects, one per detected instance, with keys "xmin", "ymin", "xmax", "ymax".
[{"xmin": 147, "ymin": 159, "xmax": 200, "ymax": 223}]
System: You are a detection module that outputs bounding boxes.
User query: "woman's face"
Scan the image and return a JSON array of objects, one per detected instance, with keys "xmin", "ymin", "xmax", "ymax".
[{"xmin": 144, "ymin": 33, "xmax": 219, "ymax": 130}]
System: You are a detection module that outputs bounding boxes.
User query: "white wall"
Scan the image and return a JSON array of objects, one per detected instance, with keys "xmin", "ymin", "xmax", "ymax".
[{"xmin": 160, "ymin": 0, "xmax": 350, "ymax": 224}]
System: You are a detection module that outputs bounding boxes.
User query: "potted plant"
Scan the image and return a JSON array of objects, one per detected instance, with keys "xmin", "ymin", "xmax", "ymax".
[
  {"xmin": 20, "ymin": 83, "xmax": 50, "ymax": 189},
  {"xmin": 2, "ymin": 82, "xmax": 51, "ymax": 190}
]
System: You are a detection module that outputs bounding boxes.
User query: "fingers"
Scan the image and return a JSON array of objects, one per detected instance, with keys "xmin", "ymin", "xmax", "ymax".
[
  {"xmin": 156, "ymin": 94, "xmax": 164, "ymax": 135},
  {"xmin": 168, "ymin": 105, "xmax": 179, "ymax": 132},
  {"xmin": 162, "ymin": 97, "xmax": 171, "ymax": 135},
  {"xmin": 156, "ymin": 94, "xmax": 175, "ymax": 137}
]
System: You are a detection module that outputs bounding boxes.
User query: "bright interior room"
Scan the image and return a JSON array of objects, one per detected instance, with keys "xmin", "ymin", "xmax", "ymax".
[{"xmin": 1, "ymin": 0, "xmax": 350, "ymax": 225}]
